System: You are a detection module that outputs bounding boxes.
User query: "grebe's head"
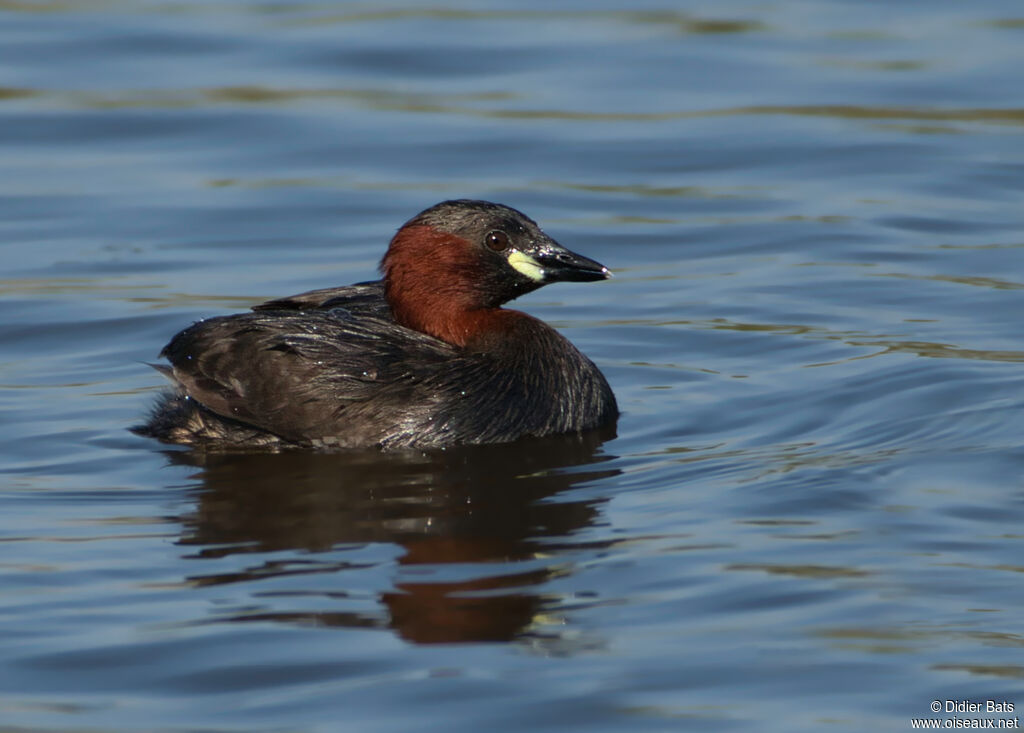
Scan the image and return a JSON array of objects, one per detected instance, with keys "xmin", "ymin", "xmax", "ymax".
[{"xmin": 381, "ymin": 200, "xmax": 609, "ymax": 345}]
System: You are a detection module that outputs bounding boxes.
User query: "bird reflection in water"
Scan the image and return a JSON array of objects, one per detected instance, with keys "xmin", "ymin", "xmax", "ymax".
[{"xmin": 168, "ymin": 426, "xmax": 618, "ymax": 644}]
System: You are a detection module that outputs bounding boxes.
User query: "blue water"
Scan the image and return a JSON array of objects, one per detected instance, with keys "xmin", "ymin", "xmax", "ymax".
[{"xmin": 3, "ymin": 2, "xmax": 1024, "ymax": 731}]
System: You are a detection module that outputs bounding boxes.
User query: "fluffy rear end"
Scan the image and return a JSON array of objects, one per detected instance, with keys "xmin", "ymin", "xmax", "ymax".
[{"xmin": 133, "ymin": 390, "xmax": 290, "ymax": 449}]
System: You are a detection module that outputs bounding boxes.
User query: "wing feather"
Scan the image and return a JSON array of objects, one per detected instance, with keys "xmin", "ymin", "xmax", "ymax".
[
  {"xmin": 161, "ymin": 309, "xmax": 455, "ymax": 445},
  {"xmin": 252, "ymin": 281, "xmax": 389, "ymax": 316}
]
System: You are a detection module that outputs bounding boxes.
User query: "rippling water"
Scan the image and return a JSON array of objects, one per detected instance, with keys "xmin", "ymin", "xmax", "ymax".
[{"xmin": 3, "ymin": 2, "xmax": 1024, "ymax": 731}]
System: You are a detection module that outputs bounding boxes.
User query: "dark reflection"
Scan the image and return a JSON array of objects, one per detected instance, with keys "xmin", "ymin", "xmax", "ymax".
[{"xmin": 168, "ymin": 427, "xmax": 618, "ymax": 644}]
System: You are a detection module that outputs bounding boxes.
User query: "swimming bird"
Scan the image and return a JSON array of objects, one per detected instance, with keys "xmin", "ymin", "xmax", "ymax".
[{"xmin": 137, "ymin": 200, "xmax": 617, "ymax": 450}]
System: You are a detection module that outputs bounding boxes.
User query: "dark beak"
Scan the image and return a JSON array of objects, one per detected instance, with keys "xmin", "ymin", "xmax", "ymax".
[{"xmin": 523, "ymin": 237, "xmax": 611, "ymax": 283}]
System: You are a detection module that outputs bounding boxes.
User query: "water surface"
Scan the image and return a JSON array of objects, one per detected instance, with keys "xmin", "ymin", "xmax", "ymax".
[{"xmin": 3, "ymin": 2, "xmax": 1024, "ymax": 731}]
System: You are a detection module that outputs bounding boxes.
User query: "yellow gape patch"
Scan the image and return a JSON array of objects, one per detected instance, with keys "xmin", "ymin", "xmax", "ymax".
[{"xmin": 508, "ymin": 250, "xmax": 545, "ymax": 282}]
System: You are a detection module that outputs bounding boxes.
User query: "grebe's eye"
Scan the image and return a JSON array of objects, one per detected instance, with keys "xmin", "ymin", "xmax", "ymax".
[{"xmin": 485, "ymin": 230, "xmax": 509, "ymax": 252}]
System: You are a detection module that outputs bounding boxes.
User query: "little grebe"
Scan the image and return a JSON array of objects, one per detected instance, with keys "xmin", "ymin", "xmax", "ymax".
[{"xmin": 137, "ymin": 200, "xmax": 617, "ymax": 449}]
